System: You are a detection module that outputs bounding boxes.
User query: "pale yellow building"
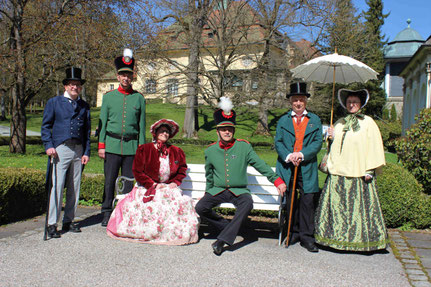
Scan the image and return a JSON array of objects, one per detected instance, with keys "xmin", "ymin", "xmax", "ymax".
[{"xmin": 96, "ymin": 3, "xmax": 316, "ymax": 107}]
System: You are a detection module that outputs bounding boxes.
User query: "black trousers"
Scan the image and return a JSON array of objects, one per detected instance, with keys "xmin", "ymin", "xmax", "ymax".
[
  {"xmin": 195, "ymin": 190, "xmax": 253, "ymax": 246},
  {"xmin": 101, "ymin": 152, "xmax": 135, "ymax": 214},
  {"xmin": 288, "ymin": 166, "xmax": 316, "ymax": 244}
]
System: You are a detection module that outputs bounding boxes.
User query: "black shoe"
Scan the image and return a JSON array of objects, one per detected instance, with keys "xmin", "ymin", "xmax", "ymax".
[
  {"xmin": 211, "ymin": 240, "xmax": 225, "ymax": 256},
  {"xmin": 62, "ymin": 222, "xmax": 81, "ymax": 233},
  {"xmin": 47, "ymin": 225, "xmax": 61, "ymax": 239},
  {"xmin": 101, "ymin": 213, "xmax": 111, "ymax": 227},
  {"xmin": 300, "ymin": 241, "xmax": 319, "ymax": 253}
]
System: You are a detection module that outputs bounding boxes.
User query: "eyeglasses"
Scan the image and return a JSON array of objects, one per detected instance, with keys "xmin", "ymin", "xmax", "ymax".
[
  {"xmin": 346, "ymin": 101, "xmax": 361, "ymax": 105},
  {"xmin": 158, "ymin": 130, "xmax": 170, "ymax": 134},
  {"xmin": 67, "ymin": 83, "xmax": 82, "ymax": 88}
]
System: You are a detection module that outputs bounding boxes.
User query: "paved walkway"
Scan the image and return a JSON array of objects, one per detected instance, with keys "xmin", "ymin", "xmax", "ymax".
[
  {"xmin": 1, "ymin": 207, "xmax": 430, "ymax": 286},
  {"xmin": 0, "ymin": 124, "xmax": 40, "ymax": 136}
]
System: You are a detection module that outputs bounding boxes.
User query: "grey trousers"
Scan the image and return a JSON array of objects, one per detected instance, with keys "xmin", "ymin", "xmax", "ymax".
[{"xmin": 48, "ymin": 141, "xmax": 83, "ymax": 226}]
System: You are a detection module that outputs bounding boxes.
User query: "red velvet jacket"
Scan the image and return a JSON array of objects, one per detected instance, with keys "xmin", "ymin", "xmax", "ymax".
[{"xmin": 132, "ymin": 142, "xmax": 187, "ymax": 189}]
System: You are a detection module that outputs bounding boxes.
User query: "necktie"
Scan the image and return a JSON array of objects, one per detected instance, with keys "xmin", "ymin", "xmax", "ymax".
[
  {"xmin": 70, "ymin": 100, "xmax": 77, "ymax": 109},
  {"xmin": 296, "ymin": 115, "xmax": 302, "ymax": 125}
]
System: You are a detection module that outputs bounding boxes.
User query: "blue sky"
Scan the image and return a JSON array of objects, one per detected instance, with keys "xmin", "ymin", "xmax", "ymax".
[{"xmin": 353, "ymin": 0, "xmax": 431, "ymax": 41}]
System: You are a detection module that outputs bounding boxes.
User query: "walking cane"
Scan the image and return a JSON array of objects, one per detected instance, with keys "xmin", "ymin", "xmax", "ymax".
[
  {"xmin": 43, "ymin": 156, "xmax": 54, "ymax": 241},
  {"xmin": 285, "ymin": 165, "xmax": 299, "ymax": 248}
]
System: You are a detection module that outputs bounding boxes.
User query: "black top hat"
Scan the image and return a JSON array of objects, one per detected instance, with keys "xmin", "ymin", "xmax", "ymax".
[
  {"xmin": 115, "ymin": 48, "xmax": 134, "ymax": 73},
  {"xmin": 214, "ymin": 97, "xmax": 236, "ymax": 127},
  {"xmin": 287, "ymin": 82, "xmax": 310, "ymax": 98},
  {"xmin": 62, "ymin": 67, "xmax": 86, "ymax": 85}
]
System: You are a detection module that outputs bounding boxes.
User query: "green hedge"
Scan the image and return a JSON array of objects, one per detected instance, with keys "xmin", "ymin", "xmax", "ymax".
[
  {"xmin": 376, "ymin": 120, "xmax": 401, "ymax": 152},
  {"xmin": 0, "ymin": 168, "xmax": 104, "ymax": 225},
  {"xmin": 0, "ymin": 168, "xmax": 46, "ymax": 225},
  {"xmin": 377, "ymin": 163, "xmax": 431, "ymax": 229}
]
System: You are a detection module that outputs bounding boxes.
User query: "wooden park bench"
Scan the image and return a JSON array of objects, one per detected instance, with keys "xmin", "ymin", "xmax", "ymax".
[{"xmin": 114, "ymin": 163, "xmax": 287, "ymax": 245}]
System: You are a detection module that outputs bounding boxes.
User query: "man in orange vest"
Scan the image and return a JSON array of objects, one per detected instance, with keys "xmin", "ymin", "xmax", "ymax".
[{"xmin": 275, "ymin": 82, "xmax": 322, "ymax": 253}]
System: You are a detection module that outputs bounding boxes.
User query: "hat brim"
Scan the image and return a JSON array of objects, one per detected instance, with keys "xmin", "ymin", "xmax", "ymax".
[
  {"xmin": 117, "ymin": 68, "xmax": 134, "ymax": 73},
  {"xmin": 287, "ymin": 93, "xmax": 310, "ymax": 98},
  {"xmin": 150, "ymin": 119, "xmax": 180, "ymax": 139},
  {"xmin": 338, "ymin": 89, "xmax": 369, "ymax": 109},
  {"xmin": 216, "ymin": 122, "xmax": 236, "ymax": 128},
  {"xmin": 62, "ymin": 79, "xmax": 86, "ymax": 85}
]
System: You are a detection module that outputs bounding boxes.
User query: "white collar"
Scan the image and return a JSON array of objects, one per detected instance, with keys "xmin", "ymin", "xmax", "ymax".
[
  {"xmin": 291, "ymin": 110, "xmax": 308, "ymax": 117},
  {"xmin": 64, "ymin": 91, "xmax": 80, "ymax": 101}
]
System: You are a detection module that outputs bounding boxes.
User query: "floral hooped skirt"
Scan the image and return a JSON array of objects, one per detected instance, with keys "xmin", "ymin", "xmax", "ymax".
[
  {"xmin": 314, "ymin": 174, "xmax": 388, "ymax": 252},
  {"xmin": 107, "ymin": 184, "xmax": 199, "ymax": 245}
]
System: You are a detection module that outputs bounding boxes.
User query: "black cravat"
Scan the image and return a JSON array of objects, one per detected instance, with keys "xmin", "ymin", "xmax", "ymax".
[{"xmin": 70, "ymin": 99, "xmax": 77, "ymax": 109}]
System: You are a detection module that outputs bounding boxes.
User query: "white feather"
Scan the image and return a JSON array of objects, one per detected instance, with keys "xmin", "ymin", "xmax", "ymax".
[
  {"xmin": 123, "ymin": 48, "xmax": 133, "ymax": 58},
  {"xmin": 218, "ymin": 96, "xmax": 233, "ymax": 114}
]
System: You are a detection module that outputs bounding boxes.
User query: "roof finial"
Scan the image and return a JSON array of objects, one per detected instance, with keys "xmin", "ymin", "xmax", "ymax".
[{"xmin": 407, "ymin": 19, "xmax": 411, "ymax": 27}]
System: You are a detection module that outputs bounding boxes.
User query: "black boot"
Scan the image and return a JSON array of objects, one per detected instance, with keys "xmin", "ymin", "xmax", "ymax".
[
  {"xmin": 47, "ymin": 225, "xmax": 61, "ymax": 239},
  {"xmin": 101, "ymin": 212, "xmax": 111, "ymax": 227},
  {"xmin": 211, "ymin": 240, "xmax": 225, "ymax": 256}
]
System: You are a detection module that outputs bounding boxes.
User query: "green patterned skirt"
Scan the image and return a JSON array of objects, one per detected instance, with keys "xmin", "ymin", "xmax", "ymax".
[{"xmin": 315, "ymin": 174, "xmax": 388, "ymax": 251}]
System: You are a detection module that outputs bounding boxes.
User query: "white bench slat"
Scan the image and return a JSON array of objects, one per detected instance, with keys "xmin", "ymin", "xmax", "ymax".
[{"xmin": 117, "ymin": 163, "xmax": 281, "ymax": 211}]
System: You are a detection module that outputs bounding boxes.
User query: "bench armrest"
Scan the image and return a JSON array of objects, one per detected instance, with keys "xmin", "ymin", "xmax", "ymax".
[{"xmin": 115, "ymin": 176, "xmax": 135, "ymax": 195}]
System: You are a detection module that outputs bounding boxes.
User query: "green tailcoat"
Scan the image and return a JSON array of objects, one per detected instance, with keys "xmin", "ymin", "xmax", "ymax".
[
  {"xmin": 205, "ymin": 139, "xmax": 280, "ymax": 196},
  {"xmin": 275, "ymin": 112, "xmax": 322, "ymax": 194},
  {"xmin": 98, "ymin": 89, "xmax": 146, "ymax": 155}
]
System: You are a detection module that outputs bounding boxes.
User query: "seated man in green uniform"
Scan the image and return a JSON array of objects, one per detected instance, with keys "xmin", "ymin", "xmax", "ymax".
[{"xmin": 195, "ymin": 97, "xmax": 287, "ymax": 256}]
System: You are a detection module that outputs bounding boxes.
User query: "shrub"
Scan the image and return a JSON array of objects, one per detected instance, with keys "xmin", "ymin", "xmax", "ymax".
[
  {"xmin": 376, "ymin": 120, "xmax": 402, "ymax": 152},
  {"xmin": 80, "ymin": 174, "xmax": 105, "ymax": 204},
  {"xmin": 0, "ymin": 168, "xmax": 104, "ymax": 225},
  {"xmin": 0, "ymin": 168, "xmax": 46, "ymax": 225},
  {"xmin": 377, "ymin": 163, "xmax": 430, "ymax": 229},
  {"xmin": 395, "ymin": 108, "xmax": 431, "ymax": 194},
  {"xmin": 390, "ymin": 104, "xmax": 398, "ymax": 122}
]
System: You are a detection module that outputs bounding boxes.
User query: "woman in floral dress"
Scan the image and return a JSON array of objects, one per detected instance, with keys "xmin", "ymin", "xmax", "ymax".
[{"xmin": 107, "ymin": 119, "xmax": 199, "ymax": 245}]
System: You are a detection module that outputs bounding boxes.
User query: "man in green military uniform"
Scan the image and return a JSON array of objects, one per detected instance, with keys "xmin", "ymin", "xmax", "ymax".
[
  {"xmin": 195, "ymin": 97, "xmax": 287, "ymax": 256},
  {"xmin": 98, "ymin": 49, "xmax": 146, "ymax": 226}
]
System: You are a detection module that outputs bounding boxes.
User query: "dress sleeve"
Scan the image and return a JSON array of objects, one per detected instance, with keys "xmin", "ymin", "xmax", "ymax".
[
  {"xmin": 168, "ymin": 147, "xmax": 187, "ymax": 186},
  {"xmin": 132, "ymin": 145, "xmax": 156, "ymax": 189}
]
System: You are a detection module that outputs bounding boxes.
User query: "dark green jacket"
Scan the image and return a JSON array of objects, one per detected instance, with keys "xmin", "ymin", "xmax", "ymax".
[
  {"xmin": 275, "ymin": 111, "xmax": 322, "ymax": 194},
  {"xmin": 98, "ymin": 89, "xmax": 146, "ymax": 155},
  {"xmin": 205, "ymin": 139, "xmax": 281, "ymax": 196}
]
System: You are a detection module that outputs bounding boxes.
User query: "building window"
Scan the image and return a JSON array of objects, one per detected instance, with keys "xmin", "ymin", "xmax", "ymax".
[
  {"xmin": 166, "ymin": 79, "xmax": 179, "ymax": 96},
  {"xmin": 145, "ymin": 79, "xmax": 156, "ymax": 94},
  {"xmin": 251, "ymin": 79, "xmax": 258, "ymax": 90},
  {"xmin": 242, "ymin": 56, "xmax": 253, "ymax": 67},
  {"xmin": 110, "ymin": 84, "xmax": 114, "ymax": 90}
]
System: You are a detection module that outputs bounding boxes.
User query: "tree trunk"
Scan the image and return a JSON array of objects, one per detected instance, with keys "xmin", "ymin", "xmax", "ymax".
[
  {"xmin": 255, "ymin": 97, "xmax": 271, "ymax": 136},
  {"xmin": 10, "ymin": 83, "xmax": 27, "ymax": 154},
  {"xmin": 183, "ymin": 1, "xmax": 207, "ymax": 139},
  {"xmin": 9, "ymin": 3, "xmax": 27, "ymax": 154},
  {"xmin": 0, "ymin": 95, "xmax": 5, "ymax": 121},
  {"xmin": 183, "ymin": 38, "xmax": 199, "ymax": 138}
]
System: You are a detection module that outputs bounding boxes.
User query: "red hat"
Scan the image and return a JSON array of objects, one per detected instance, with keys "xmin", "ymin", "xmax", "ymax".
[{"xmin": 150, "ymin": 119, "xmax": 180, "ymax": 139}]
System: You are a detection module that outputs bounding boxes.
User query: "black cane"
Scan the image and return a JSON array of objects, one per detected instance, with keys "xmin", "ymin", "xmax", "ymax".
[{"xmin": 43, "ymin": 156, "xmax": 54, "ymax": 240}]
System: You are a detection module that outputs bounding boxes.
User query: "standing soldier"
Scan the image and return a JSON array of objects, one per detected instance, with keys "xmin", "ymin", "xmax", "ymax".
[
  {"xmin": 41, "ymin": 67, "xmax": 91, "ymax": 238},
  {"xmin": 275, "ymin": 82, "xmax": 322, "ymax": 253},
  {"xmin": 98, "ymin": 49, "xmax": 146, "ymax": 226}
]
